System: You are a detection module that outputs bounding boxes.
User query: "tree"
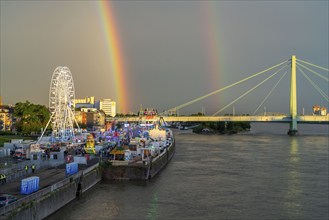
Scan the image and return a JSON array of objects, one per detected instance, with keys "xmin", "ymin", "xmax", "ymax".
[
  {"xmin": 14, "ymin": 101, "xmax": 50, "ymax": 135},
  {"xmin": 192, "ymin": 121, "xmax": 250, "ymax": 134},
  {"xmin": 190, "ymin": 112, "xmax": 204, "ymax": 116}
]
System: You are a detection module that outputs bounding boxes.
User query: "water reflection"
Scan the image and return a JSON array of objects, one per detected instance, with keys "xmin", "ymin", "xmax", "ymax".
[
  {"xmin": 285, "ymin": 137, "xmax": 302, "ymax": 217},
  {"xmin": 147, "ymin": 193, "xmax": 158, "ymax": 220},
  {"xmin": 46, "ymin": 124, "xmax": 328, "ymax": 220}
]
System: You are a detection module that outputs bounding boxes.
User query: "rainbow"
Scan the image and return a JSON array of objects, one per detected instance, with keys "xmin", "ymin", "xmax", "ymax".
[
  {"xmin": 97, "ymin": 1, "xmax": 128, "ymax": 113},
  {"xmin": 200, "ymin": 2, "xmax": 224, "ymax": 109}
]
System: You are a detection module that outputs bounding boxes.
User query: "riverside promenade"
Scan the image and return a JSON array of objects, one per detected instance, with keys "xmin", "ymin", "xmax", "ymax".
[
  {"xmin": 0, "ymin": 158, "xmax": 100, "ymax": 220},
  {"xmin": 0, "ymin": 158, "xmax": 99, "ymax": 199}
]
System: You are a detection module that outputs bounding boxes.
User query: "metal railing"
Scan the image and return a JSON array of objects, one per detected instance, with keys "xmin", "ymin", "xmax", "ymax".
[
  {"xmin": 0, "ymin": 162, "xmax": 100, "ymax": 216},
  {"xmin": 1, "ymin": 160, "xmax": 65, "ymax": 183},
  {"xmin": 0, "ymin": 184, "xmax": 52, "ymax": 215}
]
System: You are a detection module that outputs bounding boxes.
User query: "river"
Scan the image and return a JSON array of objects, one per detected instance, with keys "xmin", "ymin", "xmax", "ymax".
[{"xmin": 47, "ymin": 123, "xmax": 328, "ymax": 220}]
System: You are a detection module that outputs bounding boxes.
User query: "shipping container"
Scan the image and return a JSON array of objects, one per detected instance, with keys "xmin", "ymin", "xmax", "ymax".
[
  {"xmin": 66, "ymin": 162, "xmax": 78, "ymax": 176},
  {"xmin": 20, "ymin": 176, "xmax": 39, "ymax": 195}
]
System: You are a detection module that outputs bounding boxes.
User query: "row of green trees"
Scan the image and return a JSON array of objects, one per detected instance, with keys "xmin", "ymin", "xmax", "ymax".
[
  {"xmin": 115, "ymin": 113, "xmax": 138, "ymax": 117},
  {"xmin": 193, "ymin": 121, "xmax": 251, "ymax": 134},
  {"xmin": 13, "ymin": 101, "xmax": 50, "ymax": 135},
  {"xmin": 7, "ymin": 102, "xmax": 252, "ymax": 135}
]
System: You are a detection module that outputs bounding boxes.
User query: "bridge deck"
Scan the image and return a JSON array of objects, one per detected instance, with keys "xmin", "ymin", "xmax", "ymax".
[{"xmin": 114, "ymin": 115, "xmax": 329, "ymax": 123}]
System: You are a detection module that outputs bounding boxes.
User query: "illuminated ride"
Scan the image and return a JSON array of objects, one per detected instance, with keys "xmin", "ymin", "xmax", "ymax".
[
  {"xmin": 39, "ymin": 66, "xmax": 79, "ymax": 143},
  {"xmin": 84, "ymin": 134, "xmax": 96, "ymax": 154}
]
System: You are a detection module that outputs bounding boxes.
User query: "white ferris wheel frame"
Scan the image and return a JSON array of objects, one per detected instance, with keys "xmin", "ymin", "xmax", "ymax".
[{"xmin": 48, "ymin": 66, "xmax": 76, "ymax": 141}]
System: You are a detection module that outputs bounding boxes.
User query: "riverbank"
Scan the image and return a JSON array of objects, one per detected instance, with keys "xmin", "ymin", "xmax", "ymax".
[{"xmin": 0, "ymin": 159, "xmax": 101, "ymax": 220}]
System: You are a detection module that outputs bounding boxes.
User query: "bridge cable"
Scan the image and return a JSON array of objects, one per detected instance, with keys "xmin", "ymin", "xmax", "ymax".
[
  {"xmin": 297, "ymin": 65, "xmax": 329, "ymax": 102},
  {"xmin": 161, "ymin": 59, "xmax": 289, "ymax": 115},
  {"xmin": 297, "ymin": 58, "xmax": 329, "ymax": 72},
  {"xmin": 212, "ymin": 64, "xmax": 289, "ymax": 116},
  {"xmin": 252, "ymin": 70, "xmax": 288, "ymax": 115},
  {"xmin": 296, "ymin": 62, "xmax": 329, "ymax": 82}
]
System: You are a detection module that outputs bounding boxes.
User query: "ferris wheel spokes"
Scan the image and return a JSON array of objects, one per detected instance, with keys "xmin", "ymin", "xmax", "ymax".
[{"xmin": 48, "ymin": 66, "xmax": 76, "ymax": 142}]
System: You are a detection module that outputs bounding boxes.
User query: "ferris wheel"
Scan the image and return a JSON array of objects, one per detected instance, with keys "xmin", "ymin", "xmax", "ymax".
[{"xmin": 48, "ymin": 66, "xmax": 76, "ymax": 141}]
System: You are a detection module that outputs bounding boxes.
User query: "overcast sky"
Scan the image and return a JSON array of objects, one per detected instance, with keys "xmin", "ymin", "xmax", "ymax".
[{"xmin": 1, "ymin": 1, "xmax": 328, "ymax": 115}]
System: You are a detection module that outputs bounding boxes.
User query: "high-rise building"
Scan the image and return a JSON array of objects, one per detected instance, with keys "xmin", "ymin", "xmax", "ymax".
[
  {"xmin": 95, "ymin": 99, "xmax": 116, "ymax": 117},
  {"xmin": 72, "ymin": 96, "xmax": 95, "ymax": 108}
]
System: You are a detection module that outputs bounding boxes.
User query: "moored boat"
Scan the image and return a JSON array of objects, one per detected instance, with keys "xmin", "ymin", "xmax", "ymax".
[{"xmin": 101, "ymin": 126, "xmax": 175, "ymax": 180}]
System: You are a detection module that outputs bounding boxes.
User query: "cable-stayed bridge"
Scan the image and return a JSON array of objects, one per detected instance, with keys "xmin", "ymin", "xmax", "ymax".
[{"xmin": 115, "ymin": 55, "xmax": 329, "ymax": 135}]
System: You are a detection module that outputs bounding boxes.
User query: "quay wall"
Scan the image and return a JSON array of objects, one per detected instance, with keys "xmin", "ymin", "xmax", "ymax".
[
  {"xmin": 102, "ymin": 163, "xmax": 147, "ymax": 180},
  {"xmin": 0, "ymin": 163, "xmax": 101, "ymax": 220},
  {"xmin": 81, "ymin": 167, "xmax": 102, "ymax": 193},
  {"xmin": 8, "ymin": 182, "xmax": 77, "ymax": 220}
]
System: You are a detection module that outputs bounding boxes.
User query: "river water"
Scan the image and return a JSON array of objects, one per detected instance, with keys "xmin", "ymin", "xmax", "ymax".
[{"xmin": 47, "ymin": 123, "xmax": 328, "ymax": 220}]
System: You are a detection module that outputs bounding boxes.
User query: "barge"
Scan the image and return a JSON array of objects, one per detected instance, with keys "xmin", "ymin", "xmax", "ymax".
[{"xmin": 101, "ymin": 127, "xmax": 175, "ymax": 180}]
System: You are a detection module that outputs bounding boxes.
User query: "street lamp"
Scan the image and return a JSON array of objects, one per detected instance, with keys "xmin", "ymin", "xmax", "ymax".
[{"xmin": 264, "ymin": 106, "xmax": 267, "ymax": 116}]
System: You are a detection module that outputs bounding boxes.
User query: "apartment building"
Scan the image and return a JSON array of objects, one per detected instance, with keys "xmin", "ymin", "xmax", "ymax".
[{"xmin": 95, "ymin": 99, "xmax": 116, "ymax": 117}]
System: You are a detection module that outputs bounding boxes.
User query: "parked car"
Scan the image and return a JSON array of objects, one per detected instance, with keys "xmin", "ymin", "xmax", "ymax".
[{"xmin": 0, "ymin": 194, "xmax": 17, "ymax": 207}]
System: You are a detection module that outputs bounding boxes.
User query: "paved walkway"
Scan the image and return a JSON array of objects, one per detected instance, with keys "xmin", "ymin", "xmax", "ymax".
[
  {"xmin": 0, "ymin": 168, "xmax": 66, "ymax": 199},
  {"xmin": 0, "ymin": 158, "xmax": 99, "ymax": 199}
]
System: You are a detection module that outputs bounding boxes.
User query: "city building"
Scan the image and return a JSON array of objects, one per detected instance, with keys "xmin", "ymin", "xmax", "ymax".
[
  {"xmin": 72, "ymin": 96, "xmax": 95, "ymax": 108},
  {"xmin": 80, "ymin": 108, "xmax": 98, "ymax": 113},
  {"xmin": 313, "ymin": 105, "xmax": 327, "ymax": 116},
  {"xmin": 0, "ymin": 105, "xmax": 14, "ymax": 131},
  {"xmin": 74, "ymin": 111, "xmax": 87, "ymax": 126},
  {"xmin": 320, "ymin": 107, "xmax": 327, "ymax": 116},
  {"xmin": 95, "ymin": 99, "xmax": 116, "ymax": 117},
  {"xmin": 74, "ymin": 109, "xmax": 105, "ymax": 130},
  {"xmin": 139, "ymin": 107, "xmax": 158, "ymax": 116}
]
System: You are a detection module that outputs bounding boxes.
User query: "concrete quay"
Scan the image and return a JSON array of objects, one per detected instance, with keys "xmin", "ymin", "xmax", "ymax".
[{"xmin": 0, "ymin": 158, "xmax": 101, "ymax": 220}]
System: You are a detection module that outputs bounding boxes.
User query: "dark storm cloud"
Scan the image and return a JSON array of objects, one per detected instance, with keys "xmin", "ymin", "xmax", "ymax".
[{"xmin": 1, "ymin": 1, "xmax": 328, "ymax": 114}]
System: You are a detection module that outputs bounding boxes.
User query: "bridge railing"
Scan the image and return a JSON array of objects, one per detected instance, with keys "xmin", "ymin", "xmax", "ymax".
[
  {"xmin": 114, "ymin": 115, "xmax": 329, "ymax": 123},
  {"xmin": 298, "ymin": 115, "xmax": 329, "ymax": 122}
]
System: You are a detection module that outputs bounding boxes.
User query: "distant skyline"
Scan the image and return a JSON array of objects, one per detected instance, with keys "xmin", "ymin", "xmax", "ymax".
[{"xmin": 1, "ymin": 1, "xmax": 328, "ymax": 115}]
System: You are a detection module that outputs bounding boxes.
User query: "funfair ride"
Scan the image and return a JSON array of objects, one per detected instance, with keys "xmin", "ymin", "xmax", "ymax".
[{"xmin": 39, "ymin": 66, "xmax": 78, "ymax": 143}]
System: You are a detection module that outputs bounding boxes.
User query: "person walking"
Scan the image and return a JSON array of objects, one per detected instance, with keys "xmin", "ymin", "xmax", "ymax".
[
  {"xmin": 0, "ymin": 174, "xmax": 6, "ymax": 184},
  {"xmin": 31, "ymin": 164, "xmax": 35, "ymax": 174},
  {"xmin": 25, "ymin": 165, "xmax": 28, "ymax": 174}
]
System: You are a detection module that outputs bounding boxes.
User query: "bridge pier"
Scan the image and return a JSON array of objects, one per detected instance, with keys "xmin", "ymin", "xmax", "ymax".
[
  {"xmin": 288, "ymin": 130, "xmax": 298, "ymax": 136},
  {"xmin": 288, "ymin": 120, "xmax": 298, "ymax": 136}
]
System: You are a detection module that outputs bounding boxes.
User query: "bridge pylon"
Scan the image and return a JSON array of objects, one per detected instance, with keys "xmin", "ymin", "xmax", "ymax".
[{"xmin": 288, "ymin": 55, "xmax": 298, "ymax": 135}]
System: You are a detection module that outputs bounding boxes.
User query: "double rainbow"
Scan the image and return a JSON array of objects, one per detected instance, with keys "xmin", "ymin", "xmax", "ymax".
[
  {"xmin": 97, "ymin": 1, "xmax": 223, "ymax": 113},
  {"xmin": 97, "ymin": 1, "xmax": 128, "ymax": 113}
]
